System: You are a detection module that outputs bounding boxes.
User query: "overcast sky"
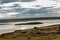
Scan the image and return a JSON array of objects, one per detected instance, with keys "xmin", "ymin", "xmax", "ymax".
[{"xmin": 0, "ymin": 0, "xmax": 60, "ymax": 19}]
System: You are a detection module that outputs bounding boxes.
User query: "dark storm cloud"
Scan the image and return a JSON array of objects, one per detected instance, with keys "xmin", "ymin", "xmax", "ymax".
[
  {"xmin": 1, "ymin": 0, "xmax": 36, "ymax": 3},
  {"xmin": 1, "ymin": 0, "xmax": 17, "ymax": 3},
  {"xmin": 19, "ymin": 0, "xmax": 36, "ymax": 2}
]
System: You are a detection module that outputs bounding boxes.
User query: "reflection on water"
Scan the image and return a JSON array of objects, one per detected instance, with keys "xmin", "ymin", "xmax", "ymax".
[{"xmin": 0, "ymin": 20, "xmax": 60, "ymax": 34}]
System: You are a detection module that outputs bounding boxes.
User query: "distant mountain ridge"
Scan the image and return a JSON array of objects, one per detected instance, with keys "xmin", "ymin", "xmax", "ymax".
[{"xmin": 0, "ymin": 17, "xmax": 60, "ymax": 23}]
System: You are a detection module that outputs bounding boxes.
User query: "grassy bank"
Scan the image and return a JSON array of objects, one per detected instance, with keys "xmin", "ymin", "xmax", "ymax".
[{"xmin": 0, "ymin": 24, "xmax": 60, "ymax": 40}]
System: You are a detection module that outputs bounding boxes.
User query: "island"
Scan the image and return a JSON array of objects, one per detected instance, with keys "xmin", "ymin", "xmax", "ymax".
[{"xmin": 15, "ymin": 22, "xmax": 43, "ymax": 25}]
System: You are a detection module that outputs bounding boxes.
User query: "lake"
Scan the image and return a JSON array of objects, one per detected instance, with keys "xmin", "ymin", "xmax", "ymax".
[{"xmin": 0, "ymin": 19, "xmax": 60, "ymax": 34}]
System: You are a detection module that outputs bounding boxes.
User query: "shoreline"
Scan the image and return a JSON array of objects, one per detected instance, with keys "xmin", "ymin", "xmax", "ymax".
[
  {"xmin": 0, "ymin": 24, "xmax": 60, "ymax": 34},
  {"xmin": 0, "ymin": 24, "xmax": 60, "ymax": 40}
]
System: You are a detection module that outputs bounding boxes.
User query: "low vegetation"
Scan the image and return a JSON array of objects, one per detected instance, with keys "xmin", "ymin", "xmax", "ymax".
[
  {"xmin": 15, "ymin": 22, "xmax": 43, "ymax": 25},
  {"xmin": 0, "ymin": 24, "xmax": 60, "ymax": 40}
]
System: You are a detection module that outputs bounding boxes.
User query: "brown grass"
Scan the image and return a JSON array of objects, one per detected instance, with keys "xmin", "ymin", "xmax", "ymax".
[{"xmin": 0, "ymin": 24, "xmax": 60, "ymax": 40}]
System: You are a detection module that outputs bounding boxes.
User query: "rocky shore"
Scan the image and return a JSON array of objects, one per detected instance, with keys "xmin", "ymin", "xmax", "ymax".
[{"xmin": 0, "ymin": 24, "xmax": 60, "ymax": 40}]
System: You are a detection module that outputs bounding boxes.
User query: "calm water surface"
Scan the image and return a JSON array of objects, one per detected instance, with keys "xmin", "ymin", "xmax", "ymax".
[{"xmin": 0, "ymin": 19, "xmax": 60, "ymax": 34}]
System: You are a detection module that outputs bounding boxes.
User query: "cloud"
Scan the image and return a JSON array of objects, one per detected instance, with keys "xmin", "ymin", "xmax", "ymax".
[
  {"xmin": 18, "ymin": 0, "xmax": 36, "ymax": 2},
  {"xmin": 1, "ymin": 0, "xmax": 17, "ymax": 3},
  {"xmin": 1, "ymin": 0, "xmax": 36, "ymax": 3},
  {"xmin": 0, "ymin": 0, "xmax": 60, "ymax": 19},
  {"xmin": 0, "ymin": 12, "xmax": 19, "ymax": 19}
]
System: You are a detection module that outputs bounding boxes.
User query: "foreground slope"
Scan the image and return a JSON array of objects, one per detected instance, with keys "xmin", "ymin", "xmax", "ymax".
[{"xmin": 0, "ymin": 24, "xmax": 60, "ymax": 40}]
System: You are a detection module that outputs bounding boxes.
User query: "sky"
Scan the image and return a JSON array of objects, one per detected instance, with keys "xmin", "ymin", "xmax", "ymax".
[{"xmin": 0, "ymin": 0, "xmax": 60, "ymax": 19}]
